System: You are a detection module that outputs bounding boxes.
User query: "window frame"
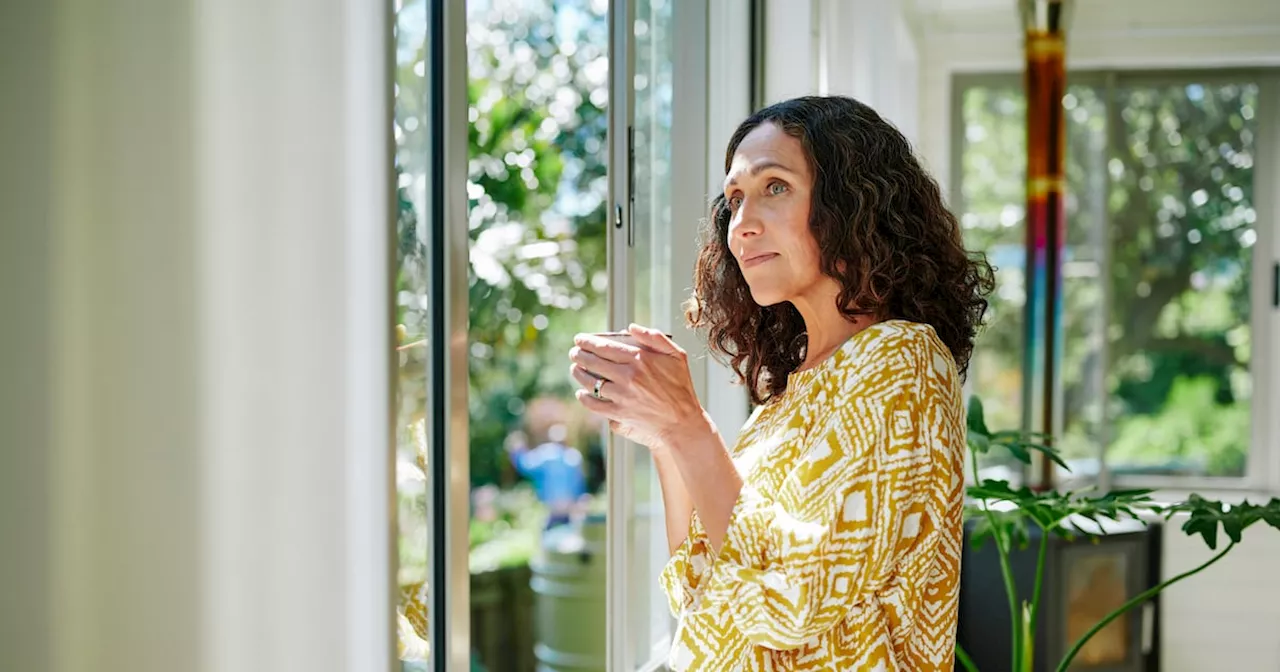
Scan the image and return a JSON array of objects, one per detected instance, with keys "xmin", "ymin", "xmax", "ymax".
[
  {"xmin": 951, "ymin": 68, "xmax": 1280, "ymax": 495},
  {"xmin": 606, "ymin": 0, "xmax": 755, "ymax": 669},
  {"xmin": 427, "ymin": 0, "xmax": 474, "ymax": 668}
]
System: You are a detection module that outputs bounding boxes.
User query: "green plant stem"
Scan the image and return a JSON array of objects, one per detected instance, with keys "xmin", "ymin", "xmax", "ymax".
[
  {"xmin": 971, "ymin": 458, "xmax": 1022, "ymax": 671},
  {"xmin": 955, "ymin": 642, "xmax": 980, "ymax": 672},
  {"xmin": 1026, "ymin": 523, "xmax": 1049, "ymax": 669},
  {"xmin": 1020, "ymin": 602, "xmax": 1033, "ymax": 672},
  {"xmin": 1055, "ymin": 541, "xmax": 1235, "ymax": 672}
]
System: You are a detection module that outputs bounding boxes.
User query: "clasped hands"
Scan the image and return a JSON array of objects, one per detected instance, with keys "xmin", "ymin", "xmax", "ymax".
[{"xmin": 568, "ymin": 324, "xmax": 707, "ymax": 449}]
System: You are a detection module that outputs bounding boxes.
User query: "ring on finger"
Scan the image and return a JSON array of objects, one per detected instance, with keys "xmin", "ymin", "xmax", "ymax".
[{"xmin": 592, "ymin": 377, "xmax": 608, "ymax": 400}]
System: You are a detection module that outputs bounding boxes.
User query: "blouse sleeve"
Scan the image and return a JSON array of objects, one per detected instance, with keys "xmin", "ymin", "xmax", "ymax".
[
  {"xmin": 698, "ymin": 332, "xmax": 958, "ymax": 650},
  {"xmin": 659, "ymin": 403, "xmax": 769, "ymax": 617},
  {"xmin": 658, "ymin": 512, "xmax": 713, "ymax": 616}
]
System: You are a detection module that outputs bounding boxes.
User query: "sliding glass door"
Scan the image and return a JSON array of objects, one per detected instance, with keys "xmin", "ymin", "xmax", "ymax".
[{"xmin": 391, "ymin": 0, "xmax": 434, "ymax": 666}]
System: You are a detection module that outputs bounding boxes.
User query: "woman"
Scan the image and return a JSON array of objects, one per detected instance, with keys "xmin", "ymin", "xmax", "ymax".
[{"xmin": 568, "ymin": 96, "xmax": 993, "ymax": 671}]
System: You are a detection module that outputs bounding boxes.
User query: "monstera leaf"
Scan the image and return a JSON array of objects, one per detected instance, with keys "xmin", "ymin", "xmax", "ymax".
[
  {"xmin": 961, "ymin": 394, "xmax": 1280, "ymax": 672},
  {"xmin": 965, "ymin": 395, "xmax": 1068, "ymax": 470},
  {"xmin": 1158, "ymin": 495, "xmax": 1280, "ymax": 550},
  {"xmin": 966, "ymin": 479, "xmax": 1154, "ymax": 544}
]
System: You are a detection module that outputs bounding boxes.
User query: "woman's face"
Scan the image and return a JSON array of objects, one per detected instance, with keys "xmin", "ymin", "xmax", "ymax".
[{"xmin": 723, "ymin": 123, "xmax": 830, "ymax": 308}]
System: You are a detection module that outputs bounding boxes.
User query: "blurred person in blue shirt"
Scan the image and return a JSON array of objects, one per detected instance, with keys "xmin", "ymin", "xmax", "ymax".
[{"xmin": 505, "ymin": 397, "xmax": 588, "ymax": 529}]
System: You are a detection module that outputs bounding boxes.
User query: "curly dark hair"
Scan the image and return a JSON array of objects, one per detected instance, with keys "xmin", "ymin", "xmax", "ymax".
[{"xmin": 685, "ymin": 95, "xmax": 995, "ymax": 405}]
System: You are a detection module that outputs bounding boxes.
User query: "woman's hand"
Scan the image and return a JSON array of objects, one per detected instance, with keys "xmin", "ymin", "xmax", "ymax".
[{"xmin": 568, "ymin": 324, "xmax": 707, "ymax": 449}]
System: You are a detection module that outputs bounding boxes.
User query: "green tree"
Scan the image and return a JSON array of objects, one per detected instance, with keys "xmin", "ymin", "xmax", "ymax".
[{"xmin": 466, "ymin": 0, "xmax": 610, "ymax": 486}]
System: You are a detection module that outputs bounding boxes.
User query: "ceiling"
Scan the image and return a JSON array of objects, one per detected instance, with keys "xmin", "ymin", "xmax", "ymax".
[{"xmin": 904, "ymin": 0, "xmax": 1280, "ymax": 37}]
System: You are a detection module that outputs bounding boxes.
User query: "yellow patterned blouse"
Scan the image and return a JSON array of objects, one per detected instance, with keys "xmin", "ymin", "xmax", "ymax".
[{"xmin": 659, "ymin": 319, "xmax": 966, "ymax": 671}]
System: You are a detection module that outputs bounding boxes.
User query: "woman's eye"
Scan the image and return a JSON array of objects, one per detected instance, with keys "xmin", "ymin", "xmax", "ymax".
[
  {"xmin": 727, "ymin": 195, "xmax": 743, "ymax": 209},
  {"xmin": 767, "ymin": 181, "xmax": 788, "ymax": 196}
]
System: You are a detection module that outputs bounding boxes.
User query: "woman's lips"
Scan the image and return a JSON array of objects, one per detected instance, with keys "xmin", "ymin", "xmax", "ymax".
[{"xmin": 741, "ymin": 252, "xmax": 778, "ymax": 269}]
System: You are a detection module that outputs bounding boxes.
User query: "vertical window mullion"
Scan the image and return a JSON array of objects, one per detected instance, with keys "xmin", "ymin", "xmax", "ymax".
[{"xmin": 1098, "ymin": 70, "xmax": 1120, "ymax": 493}]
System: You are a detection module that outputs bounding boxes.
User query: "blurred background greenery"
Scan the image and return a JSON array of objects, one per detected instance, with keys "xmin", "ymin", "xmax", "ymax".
[
  {"xmin": 393, "ymin": 0, "xmax": 611, "ymax": 584},
  {"xmin": 960, "ymin": 78, "xmax": 1257, "ymax": 480}
]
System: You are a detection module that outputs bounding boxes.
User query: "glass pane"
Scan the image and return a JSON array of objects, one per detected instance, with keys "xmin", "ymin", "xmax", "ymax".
[
  {"xmin": 631, "ymin": 0, "xmax": 676, "ymax": 663},
  {"xmin": 1104, "ymin": 81, "xmax": 1257, "ymax": 478},
  {"xmin": 1064, "ymin": 552, "xmax": 1132, "ymax": 665},
  {"xmin": 393, "ymin": 0, "xmax": 432, "ymax": 665},
  {"xmin": 959, "ymin": 85, "xmax": 1028, "ymax": 481},
  {"xmin": 1059, "ymin": 84, "xmax": 1109, "ymax": 484},
  {"xmin": 466, "ymin": 0, "xmax": 610, "ymax": 670},
  {"xmin": 959, "ymin": 82, "xmax": 1125, "ymax": 486}
]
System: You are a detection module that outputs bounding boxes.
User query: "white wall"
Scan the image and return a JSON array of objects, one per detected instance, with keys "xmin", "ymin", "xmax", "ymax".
[
  {"xmin": 2, "ymin": 4, "xmax": 56, "ymax": 670},
  {"xmin": 1160, "ymin": 520, "xmax": 1280, "ymax": 671},
  {"xmin": 815, "ymin": 0, "xmax": 921, "ymax": 146},
  {"xmin": 761, "ymin": 0, "xmax": 819, "ymax": 105},
  {"xmin": 1, "ymin": 1, "xmax": 395, "ymax": 670},
  {"xmin": 761, "ymin": 0, "xmax": 923, "ymax": 146}
]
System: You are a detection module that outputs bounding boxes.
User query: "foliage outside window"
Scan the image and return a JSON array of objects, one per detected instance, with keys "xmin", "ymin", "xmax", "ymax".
[
  {"xmin": 958, "ymin": 73, "xmax": 1262, "ymax": 484},
  {"xmin": 466, "ymin": 0, "xmax": 611, "ymax": 491}
]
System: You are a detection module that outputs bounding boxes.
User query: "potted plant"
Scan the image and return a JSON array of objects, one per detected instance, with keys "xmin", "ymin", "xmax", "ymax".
[{"xmin": 959, "ymin": 396, "xmax": 1280, "ymax": 672}]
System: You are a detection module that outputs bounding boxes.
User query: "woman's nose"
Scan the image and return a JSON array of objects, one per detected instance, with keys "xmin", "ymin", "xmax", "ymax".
[{"xmin": 729, "ymin": 203, "xmax": 762, "ymax": 239}]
